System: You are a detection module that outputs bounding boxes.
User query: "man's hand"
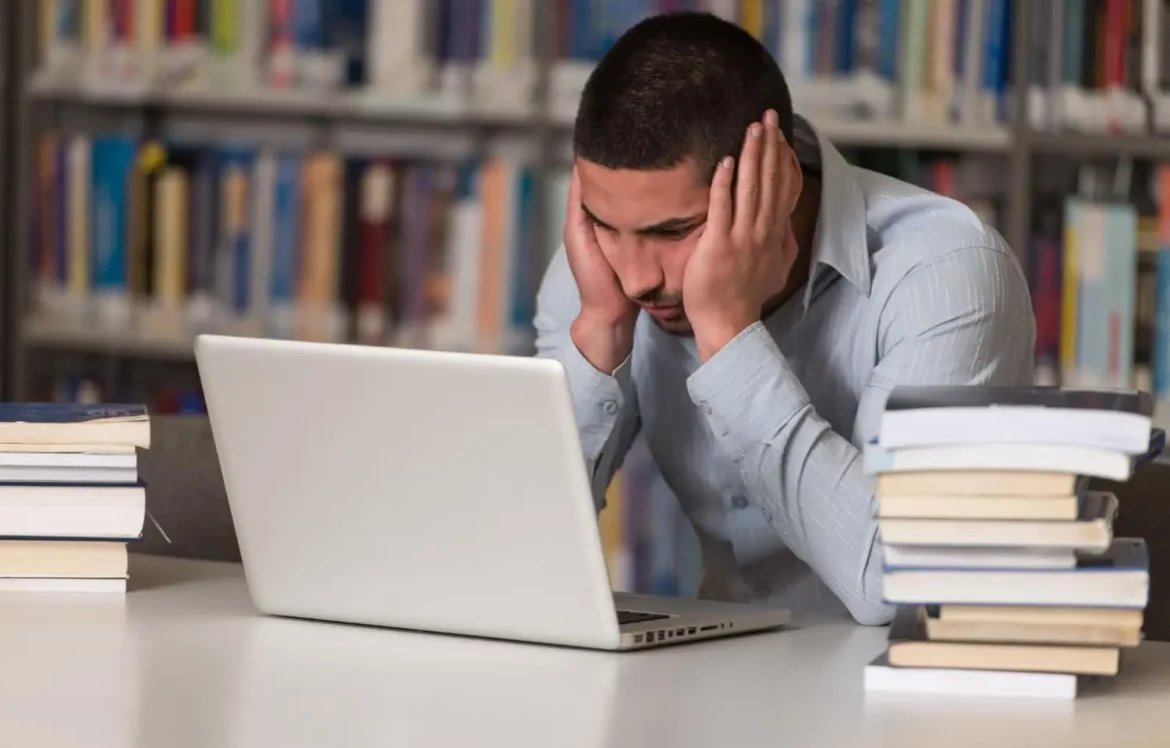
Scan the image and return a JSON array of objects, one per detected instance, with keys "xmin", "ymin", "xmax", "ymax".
[
  {"xmin": 683, "ymin": 109, "xmax": 801, "ymax": 362},
  {"xmin": 565, "ymin": 165, "xmax": 640, "ymax": 374}
]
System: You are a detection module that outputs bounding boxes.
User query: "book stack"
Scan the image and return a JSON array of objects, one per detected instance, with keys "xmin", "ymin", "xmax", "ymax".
[
  {"xmin": 862, "ymin": 386, "xmax": 1158, "ymax": 700},
  {"xmin": 0, "ymin": 405, "xmax": 151, "ymax": 594}
]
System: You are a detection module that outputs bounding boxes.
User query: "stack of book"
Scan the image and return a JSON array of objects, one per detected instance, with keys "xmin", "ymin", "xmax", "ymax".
[
  {"xmin": 862, "ymin": 386, "xmax": 1158, "ymax": 700},
  {"xmin": 0, "ymin": 405, "xmax": 151, "ymax": 593}
]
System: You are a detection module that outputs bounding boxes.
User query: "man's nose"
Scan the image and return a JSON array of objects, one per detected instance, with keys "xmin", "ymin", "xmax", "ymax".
[{"xmin": 615, "ymin": 241, "xmax": 665, "ymax": 301}]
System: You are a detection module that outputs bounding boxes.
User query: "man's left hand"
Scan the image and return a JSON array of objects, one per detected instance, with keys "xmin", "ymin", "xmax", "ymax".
[{"xmin": 683, "ymin": 108, "xmax": 801, "ymax": 362}]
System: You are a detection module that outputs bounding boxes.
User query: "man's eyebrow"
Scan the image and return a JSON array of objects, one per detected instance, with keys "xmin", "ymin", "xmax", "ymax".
[
  {"xmin": 581, "ymin": 205, "xmax": 706, "ymax": 234},
  {"xmin": 581, "ymin": 204, "xmax": 616, "ymax": 231},
  {"xmin": 635, "ymin": 214, "xmax": 705, "ymax": 234}
]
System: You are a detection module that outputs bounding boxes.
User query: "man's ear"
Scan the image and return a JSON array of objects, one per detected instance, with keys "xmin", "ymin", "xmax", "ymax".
[{"xmin": 777, "ymin": 141, "xmax": 803, "ymax": 217}]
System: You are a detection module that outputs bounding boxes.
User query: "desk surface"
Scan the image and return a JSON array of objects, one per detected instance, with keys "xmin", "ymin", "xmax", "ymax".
[{"xmin": 2, "ymin": 556, "xmax": 1170, "ymax": 748}]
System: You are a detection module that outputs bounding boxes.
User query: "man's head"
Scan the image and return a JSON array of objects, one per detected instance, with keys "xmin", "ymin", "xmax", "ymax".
[{"xmin": 572, "ymin": 11, "xmax": 795, "ymax": 334}]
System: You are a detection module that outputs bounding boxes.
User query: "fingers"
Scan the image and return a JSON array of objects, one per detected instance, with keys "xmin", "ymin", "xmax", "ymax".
[
  {"xmin": 565, "ymin": 163, "xmax": 600, "ymax": 249},
  {"xmin": 733, "ymin": 120, "xmax": 763, "ymax": 239},
  {"xmin": 755, "ymin": 109, "xmax": 780, "ymax": 239},
  {"xmin": 707, "ymin": 155, "xmax": 735, "ymax": 236},
  {"xmin": 567, "ymin": 164, "xmax": 583, "ymax": 221}
]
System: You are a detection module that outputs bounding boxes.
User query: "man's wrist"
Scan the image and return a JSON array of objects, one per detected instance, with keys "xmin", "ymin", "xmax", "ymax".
[
  {"xmin": 692, "ymin": 312, "xmax": 758, "ymax": 362},
  {"xmin": 570, "ymin": 311, "xmax": 636, "ymax": 374}
]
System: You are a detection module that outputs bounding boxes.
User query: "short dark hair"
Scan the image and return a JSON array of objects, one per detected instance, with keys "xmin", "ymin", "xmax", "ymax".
[{"xmin": 573, "ymin": 12, "xmax": 794, "ymax": 181}]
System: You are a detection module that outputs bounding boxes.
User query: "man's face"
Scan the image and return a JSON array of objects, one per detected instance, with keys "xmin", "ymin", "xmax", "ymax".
[{"xmin": 576, "ymin": 157, "xmax": 710, "ymax": 334}]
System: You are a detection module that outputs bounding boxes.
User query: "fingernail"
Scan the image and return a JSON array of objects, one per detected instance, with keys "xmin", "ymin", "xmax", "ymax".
[
  {"xmin": 721, "ymin": 156, "xmax": 734, "ymax": 169},
  {"xmin": 749, "ymin": 123, "xmax": 762, "ymax": 138},
  {"xmin": 765, "ymin": 109, "xmax": 778, "ymax": 127}
]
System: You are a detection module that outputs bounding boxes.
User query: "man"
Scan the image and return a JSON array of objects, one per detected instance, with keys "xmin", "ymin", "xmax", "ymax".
[{"xmin": 533, "ymin": 12, "xmax": 1034, "ymax": 625}]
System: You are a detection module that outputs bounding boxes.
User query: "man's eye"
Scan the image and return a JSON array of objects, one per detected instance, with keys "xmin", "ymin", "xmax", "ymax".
[{"xmin": 657, "ymin": 228, "xmax": 693, "ymax": 242}]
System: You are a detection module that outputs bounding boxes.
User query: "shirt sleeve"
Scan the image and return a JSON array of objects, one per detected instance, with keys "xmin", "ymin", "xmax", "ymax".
[
  {"xmin": 534, "ymin": 247, "xmax": 642, "ymax": 512},
  {"xmin": 685, "ymin": 246, "xmax": 1035, "ymax": 625}
]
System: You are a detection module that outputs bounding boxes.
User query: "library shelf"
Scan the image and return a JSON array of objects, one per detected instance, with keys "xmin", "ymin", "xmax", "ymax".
[
  {"xmin": 25, "ymin": 78, "xmax": 542, "ymax": 130},
  {"xmin": 22, "ymin": 317, "xmax": 197, "ymax": 361},
  {"xmin": 810, "ymin": 118, "xmax": 1013, "ymax": 151},
  {"xmin": 547, "ymin": 105, "xmax": 1014, "ymax": 152},
  {"xmin": 1025, "ymin": 131, "xmax": 1170, "ymax": 159}
]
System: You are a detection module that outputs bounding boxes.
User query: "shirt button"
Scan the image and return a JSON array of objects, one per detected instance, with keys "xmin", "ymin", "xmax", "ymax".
[
  {"xmin": 601, "ymin": 400, "xmax": 619, "ymax": 415},
  {"xmin": 753, "ymin": 580, "xmax": 772, "ymax": 597},
  {"xmin": 761, "ymin": 508, "xmax": 774, "ymax": 522},
  {"xmin": 731, "ymin": 495, "xmax": 748, "ymax": 509}
]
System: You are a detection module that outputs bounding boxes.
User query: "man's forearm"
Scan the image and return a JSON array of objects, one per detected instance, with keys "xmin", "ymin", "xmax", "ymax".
[
  {"xmin": 570, "ymin": 312, "xmax": 636, "ymax": 376},
  {"xmin": 546, "ymin": 334, "xmax": 641, "ymax": 512},
  {"xmin": 686, "ymin": 322, "xmax": 890, "ymax": 625}
]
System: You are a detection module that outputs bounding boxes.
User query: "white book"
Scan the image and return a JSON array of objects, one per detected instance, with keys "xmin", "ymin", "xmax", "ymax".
[
  {"xmin": 878, "ymin": 388, "xmax": 1152, "ymax": 456},
  {"xmin": 367, "ymin": 0, "xmax": 433, "ymax": 96},
  {"xmin": 883, "ymin": 545, "xmax": 1077, "ymax": 570},
  {"xmin": 863, "ymin": 441, "xmax": 1132, "ymax": 482},
  {"xmin": 864, "ymin": 653, "xmax": 1077, "ymax": 700},
  {"xmin": 0, "ymin": 577, "xmax": 127, "ymax": 593}
]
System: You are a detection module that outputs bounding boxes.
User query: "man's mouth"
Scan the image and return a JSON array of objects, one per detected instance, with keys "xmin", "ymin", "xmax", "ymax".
[{"xmin": 640, "ymin": 303, "xmax": 683, "ymax": 320}]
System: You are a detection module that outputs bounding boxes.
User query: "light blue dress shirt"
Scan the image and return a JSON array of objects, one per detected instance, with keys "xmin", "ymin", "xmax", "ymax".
[{"xmin": 533, "ymin": 115, "xmax": 1036, "ymax": 625}]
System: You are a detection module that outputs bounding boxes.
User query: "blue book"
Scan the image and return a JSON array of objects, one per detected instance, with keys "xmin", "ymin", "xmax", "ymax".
[
  {"xmin": 90, "ymin": 135, "xmax": 137, "ymax": 293},
  {"xmin": 883, "ymin": 538, "xmax": 1149, "ymax": 610},
  {"xmin": 0, "ymin": 404, "xmax": 150, "ymax": 447}
]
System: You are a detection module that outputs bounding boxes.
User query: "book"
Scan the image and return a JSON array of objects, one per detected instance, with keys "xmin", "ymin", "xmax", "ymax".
[
  {"xmin": 875, "ymin": 470, "xmax": 1079, "ymax": 497},
  {"xmin": 937, "ymin": 604, "xmax": 1145, "ymax": 628},
  {"xmin": 879, "ymin": 386, "xmax": 1154, "ymax": 454},
  {"xmin": 0, "ymin": 539, "xmax": 129, "ymax": 579},
  {"xmin": 924, "ymin": 607, "xmax": 1142, "ymax": 647},
  {"xmin": 886, "ymin": 606, "xmax": 1121, "ymax": 676},
  {"xmin": 882, "ymin": 537, "xmax": 1150, "ymax": 609},
  {"xmin": 0, "ymin": 451, "xmax": 137, "ymax": 484},
  {"xmin": 0, "ymin": 404, "xmax": 150, "ymax": 448},
  {"xmin": 883, "ymin": 545, "xmax": 1078, "ymax": 570},
  {"xmin": 864, "ymin": 440, "xmax": 1133, "ymax": 481},
  {"xmin": 877, "ymin": 491, "xmax": 1118, "ymax": 551},
  {"xmin": 864, "ymin": 651, "xmax": 1078, "ymax": 700},
  {"xmin": 0, "ymin": 482, "xmax": 147, "ymax": 539},
  {"xmin": 877, "ymin": 493, "xmax": 1079, "ymax": 521}
]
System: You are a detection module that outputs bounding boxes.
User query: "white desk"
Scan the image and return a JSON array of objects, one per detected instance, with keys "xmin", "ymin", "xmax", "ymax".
[{"xmin": 2, "ymin": 555, "xmax": 1170, "ymax": 748}]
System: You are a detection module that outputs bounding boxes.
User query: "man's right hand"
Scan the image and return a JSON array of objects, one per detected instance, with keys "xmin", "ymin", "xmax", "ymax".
[{"xmin": 565, "ymin": 165, "xmax": 638, "ymax": 374}]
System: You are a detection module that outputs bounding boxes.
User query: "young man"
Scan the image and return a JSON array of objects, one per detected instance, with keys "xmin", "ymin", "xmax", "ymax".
[{"xmin": 533, "ymin": 12, "xmax": 1035, "ymax": 625}]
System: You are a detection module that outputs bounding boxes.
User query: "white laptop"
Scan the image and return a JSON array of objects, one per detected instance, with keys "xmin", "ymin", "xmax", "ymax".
[{"xmin": 194, "ymin": 335, "xmax": 789, "ymax": 650}]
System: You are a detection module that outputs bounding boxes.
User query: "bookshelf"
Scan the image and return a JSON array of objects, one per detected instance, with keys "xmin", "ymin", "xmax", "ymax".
[{"xmin": 8, "ymin": 1, "xmax": 1170, "ymax": 592}]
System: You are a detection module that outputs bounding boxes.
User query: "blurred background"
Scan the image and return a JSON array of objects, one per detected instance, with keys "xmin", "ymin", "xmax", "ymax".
[{"xmin": 0, "ymin": 0, "xmax": 1166, "ymax": 596}]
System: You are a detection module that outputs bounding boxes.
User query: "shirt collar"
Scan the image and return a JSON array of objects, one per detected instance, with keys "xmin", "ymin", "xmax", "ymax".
[{"xmin": 791, "ymin": 114, "xmax": 873, "ymax": 308}]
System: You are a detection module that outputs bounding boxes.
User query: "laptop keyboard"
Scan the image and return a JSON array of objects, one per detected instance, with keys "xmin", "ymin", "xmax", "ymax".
[{"xmin": 617, "ymin": 610, "xmax": 669, "ymax": 625}]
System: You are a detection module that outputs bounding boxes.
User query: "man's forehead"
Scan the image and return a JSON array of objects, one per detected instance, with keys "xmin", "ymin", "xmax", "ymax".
[{"xmin": 576, "ymin": 158, "xmax": 709, "ymax": 228}]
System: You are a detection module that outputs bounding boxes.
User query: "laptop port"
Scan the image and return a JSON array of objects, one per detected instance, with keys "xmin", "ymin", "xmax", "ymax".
[
  {"xmin": 699, "ymin": 625, "xmax": 717, "ymax": 632},
  {"xmin": 634, "ymin": 634, "xmax": 643, "ymax": 643},
  {"xmin": 687, "ymin": 627, "xmax": 697, "ymax": 635}
]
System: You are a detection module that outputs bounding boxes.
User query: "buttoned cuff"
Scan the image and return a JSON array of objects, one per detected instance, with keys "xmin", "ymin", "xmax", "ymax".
[
  {"xmin": 557, "ymin": 340, "xmax": 633, "ymax": 459},
  {"xmin": 686, "ymin": 321, "xmax": 810, "ymax": 459}
]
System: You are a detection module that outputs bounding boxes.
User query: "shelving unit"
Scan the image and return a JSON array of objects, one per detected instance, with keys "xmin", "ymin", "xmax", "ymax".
[{"xmin": 5, "ymin": 1, "xmax": 1168, "ymax": 407}]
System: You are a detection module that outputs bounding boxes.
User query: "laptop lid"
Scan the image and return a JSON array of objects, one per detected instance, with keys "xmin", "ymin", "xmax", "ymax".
[{"xmin": 195, "ymin": 335, "xmax": 622, "ymax": 649}]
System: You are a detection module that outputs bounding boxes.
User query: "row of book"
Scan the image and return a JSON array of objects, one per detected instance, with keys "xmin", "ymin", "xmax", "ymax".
[
  {"xmin": 1029, "ymin": 163, "xmax": 1170, "ymax": 430},
  {"xmin": 29, "ymin": 132, "xmax": 546, "ymax": 355},
  {"xmin": 35, "ymin": 0, "xmax": 1017, "ymax": 131},
  {"xmin": 0, "ymin": 405, "xmax": 152, "ymax": 594},
  {"xmin": 864, "ymin": 386, "xmax": 1157, "ymax": 699},
  {"xmin": 1027, "ymin": 0, "xmax": 1170, "ymax": 134}
]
